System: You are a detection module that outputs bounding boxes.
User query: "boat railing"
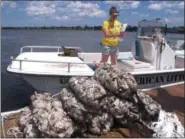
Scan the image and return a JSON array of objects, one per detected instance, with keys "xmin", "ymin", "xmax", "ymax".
[
  {"xmin": 10, "ymin": 57, "xmax": 99, "ymax": 72},
  {"xmin": 20, "ymin": 46, "xmax": 63, "ymax": 54}
]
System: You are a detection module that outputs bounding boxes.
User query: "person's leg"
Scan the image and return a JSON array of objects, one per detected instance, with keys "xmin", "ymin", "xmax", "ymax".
[
  {"xmin": 110, "ymin": 47, "xmax": 119, "ymax": 65},
  {"xmin": 101, "ymin": 55, "xmax": 109, "ymax": 63},
  {"xmin": 110, "ymin": 54, "xmax": 117, "ymax": 65},
  {"xmin": 100, "ymin": 46, "xmax": 110, "ymax": 63}
]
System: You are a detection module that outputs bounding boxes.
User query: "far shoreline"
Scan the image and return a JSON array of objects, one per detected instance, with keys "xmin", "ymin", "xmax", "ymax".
[{"xmin": 2, "ymin": 26, "xmax": 184, "ymax": 34}]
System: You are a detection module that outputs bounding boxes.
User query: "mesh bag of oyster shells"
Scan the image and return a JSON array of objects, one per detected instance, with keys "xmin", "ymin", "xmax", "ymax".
[
  {"xmin": 149, "ymin": 110, "xmax": 185, "ymax": 138},
  {"xmin": 60, "ymin": 87, "xmax": 113, "ymax": 135},
  {"xmin": 100, "ymin": 95, "xmax": 141, "ymax": 125},
  {"xmin": 19, "ymin": 107, "xmax": 40, "ymax": 138},
  {"xmin": 60, "ymin": 88, "xmax": 88, "ymax": 133},
  {"xmin": 60, "ymin": 88, "xmax": 87, "ymax": 122},
  {"xmin": 135, "ymin": 90, "xmax": 161, "ymax": 122},
  {"xmin": 94, "ymin": 64, "xmax": 138, "ymax": 100},
  {"xmin": 68, "ymin": 76, "xmax": 107, "ymax": 111},
  {"xmin": 19, "ymin": 92, "xmax": 75, "ymax": 138},
  {"xmin": 86, "ymin": 112, "xmax": 113, "ymax": 135}
]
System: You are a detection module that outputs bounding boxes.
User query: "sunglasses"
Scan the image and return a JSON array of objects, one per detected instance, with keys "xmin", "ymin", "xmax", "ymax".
[{"xmin": 112, "ymin": 13, "xmax": 119, "ymax": 16}]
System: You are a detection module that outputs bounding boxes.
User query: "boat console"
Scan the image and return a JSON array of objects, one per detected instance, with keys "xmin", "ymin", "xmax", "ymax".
[{"xmin": 119, "ymin": 18, "xmax": 176, "ymax": 72}]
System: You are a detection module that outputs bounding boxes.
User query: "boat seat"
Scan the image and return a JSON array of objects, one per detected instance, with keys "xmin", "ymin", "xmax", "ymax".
[{"xmin": 118, "ymin": 59, "xmax": 154, "ymax": 72}]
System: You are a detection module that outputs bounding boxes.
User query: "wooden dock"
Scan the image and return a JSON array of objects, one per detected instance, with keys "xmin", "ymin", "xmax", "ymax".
[{"xmin": 1, "ymin": 84, "xmax": 184, "ymax": 138}]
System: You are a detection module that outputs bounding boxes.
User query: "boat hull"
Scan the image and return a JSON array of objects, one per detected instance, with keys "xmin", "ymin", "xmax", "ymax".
[
  {"xmin": 134, "ymin": 69, "xmax": 184, "ymax": 90},
  {"xmin": 21, "ymin": 69, "xmax": 185, "ymax": 94},
  {"xmin": 22, "ymin": 75, "xmax": 74, "ymax": 95},
  {"xmin": 175, "ymin": 56, "xmax": 184, "ymax": 68}
]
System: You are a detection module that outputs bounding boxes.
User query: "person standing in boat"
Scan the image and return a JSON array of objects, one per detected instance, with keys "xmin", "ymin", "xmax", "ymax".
[{"xmin": 100, "ymin": 6, "xmax": 125, "ymax": 65}]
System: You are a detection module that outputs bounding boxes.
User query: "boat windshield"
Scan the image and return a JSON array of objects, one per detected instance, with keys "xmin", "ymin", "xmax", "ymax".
[
  {"xmin": 137, "ymin": 18, "xmax": 166, "ymax": 37},
  {"xmin": 181, "ymin": 43, "xmax": 185, "ymax": 50}
]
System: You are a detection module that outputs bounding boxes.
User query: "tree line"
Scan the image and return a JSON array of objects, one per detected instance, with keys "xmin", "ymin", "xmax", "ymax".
[{"xmin": 1, "ymin": 25, "xmax": 184, "ymax": 33}]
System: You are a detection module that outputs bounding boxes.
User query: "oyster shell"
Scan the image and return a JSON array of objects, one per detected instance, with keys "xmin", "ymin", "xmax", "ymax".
[
  {"xmin": 101, "ymin": 95, "xmax": 140, "ymax": 125},
  {"xmin": 18, "ymin": 63, "xmax": 183, "ymax": 138},
  {"xmin": 87, "ymin": 113, "xmax": 113, "ymax": 135},
  {"xmin": 19, "ymin": 107, "xmax": 40, "ymax": 137},
  {"xmin": 60, "ymin": 88, "xmax": 87, "ymax": 122},
  {"xmin": 20, "ymin": 93, "xmax": 75, "ymax": 138},
  {"xmin": 68, "ymin": 76, "xmax": 107, "ymax": 110},
  {"xmin": 136, "ymin": 90, "xmax": 161, "ymax": 121},
  {"xmin": 60, "ymin": 88, "xmax": 113, "ymax": 135},
  {"xmin": 94, "ymin": 64, "xmax": 137, "ymax": 99}
]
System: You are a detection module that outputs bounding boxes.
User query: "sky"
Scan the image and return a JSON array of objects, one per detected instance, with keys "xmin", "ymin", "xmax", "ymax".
[{"xmin": 1, "ymin": 1, "xmax": 184, "ymax": 27}]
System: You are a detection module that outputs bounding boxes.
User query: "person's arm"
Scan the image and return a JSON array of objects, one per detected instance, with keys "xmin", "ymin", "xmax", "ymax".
[{"xmin": 102, "ymin": 21, "xmax": 120, "ymax": 38}]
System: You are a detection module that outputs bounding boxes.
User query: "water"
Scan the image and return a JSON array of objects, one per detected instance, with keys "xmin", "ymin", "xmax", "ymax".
[{"xmin": 1, "ymin": 30, "xmax": 184, "ymax": 112}]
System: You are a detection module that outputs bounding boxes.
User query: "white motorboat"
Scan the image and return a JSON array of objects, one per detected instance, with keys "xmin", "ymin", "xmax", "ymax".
[{"xmin": 7, "ymin": 18, "xmax": 184, "ymax": 94}]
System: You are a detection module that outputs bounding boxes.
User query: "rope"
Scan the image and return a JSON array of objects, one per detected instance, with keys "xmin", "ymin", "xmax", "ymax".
[{"xmin": 6, "ymin": 126, "xmax": 23, "ymax": 138}]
